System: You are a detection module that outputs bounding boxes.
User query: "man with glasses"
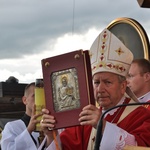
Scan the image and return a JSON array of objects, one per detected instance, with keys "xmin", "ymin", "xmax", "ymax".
[{"xmin": 127, "ymin": 58, "xmax": 150, "ymax": 106}]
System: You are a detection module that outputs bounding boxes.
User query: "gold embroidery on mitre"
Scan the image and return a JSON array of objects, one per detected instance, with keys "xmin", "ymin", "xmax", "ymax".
[
  {"xmin": 101, "ymin": 30, "xmax": 109, "ymax": 42},
  {"xmin": 92, "ymin": 62, "xmax": 126, "ymax": 73},
  {"xmin": 115, "ymin": 64, "xmax": 126, "ymax": 73},
  {"xmin": 105, "ymin": 62, "xmax": 114, "ymax": 69},
  {"xmin": 100, "ymin": 43, "xmax": 107, "ymax": 54},
  {"xmin": 99, "ymin": 53, "xmax": 106, "ymax": 62},
  {"xmin": 115, "ymin": 47, "xmax": 124, "ymax": 56},
  {"xmin": 99, "ymin": 30, "xmax": 108, "ymax": 62},
  {"xmin": 92, "ymin": 61, "xmax": 105, "ymax": 72}
]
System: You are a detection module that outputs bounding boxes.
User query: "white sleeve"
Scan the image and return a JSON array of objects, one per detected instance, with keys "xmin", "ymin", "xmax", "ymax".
[
  {"xmin": 1, "ymin": 120, "xmax": 37, "ymax": 150},
  {"xmin": 100, "ymin": 122, "xmax": 136, "ymax": 150},
  {"xmin": 38, "ymin": 129, "xmax": 64, "ymax": 150}
]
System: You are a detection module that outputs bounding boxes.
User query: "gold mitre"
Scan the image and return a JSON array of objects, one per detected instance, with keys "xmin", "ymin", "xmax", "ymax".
[{"xmin": 90, "ymin": 28, "xmax": 133, "ymax": 77}]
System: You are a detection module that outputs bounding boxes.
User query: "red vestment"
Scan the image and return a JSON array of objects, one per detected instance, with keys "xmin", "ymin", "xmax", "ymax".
[{"xmin": 60, "ymin": 98, "xmax": 150, "ymax": 150}]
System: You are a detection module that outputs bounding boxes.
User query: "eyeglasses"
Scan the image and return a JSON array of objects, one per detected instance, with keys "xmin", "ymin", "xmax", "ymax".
[
  {"xmin": 127, "ymin": 73, "xmax": 140, "ymax": 79},
  {"xmin": 127, "ymin": 72, "xmax": 149, "ymax": 79}
]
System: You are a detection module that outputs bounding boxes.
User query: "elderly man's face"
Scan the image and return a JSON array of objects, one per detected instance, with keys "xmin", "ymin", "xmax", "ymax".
[{"xmin": 93, "ymin": 72, "xmax": 127, "ymax": 110}]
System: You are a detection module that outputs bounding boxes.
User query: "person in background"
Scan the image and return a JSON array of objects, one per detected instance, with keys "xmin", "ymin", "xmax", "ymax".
[
  {"xmin": 39, "ymin": 29, "xmax": 150, "ymax": 150},
  {"xmin": 0, "ymin": 127, "xmax": 2, "ymax": 149},
  {"xmin": 1, "ymin": 82, "xmax": 44, "ymax": 150},
  {"xmin": 127, "ymin": 59, "xmax": 150, "ymax": 107}
]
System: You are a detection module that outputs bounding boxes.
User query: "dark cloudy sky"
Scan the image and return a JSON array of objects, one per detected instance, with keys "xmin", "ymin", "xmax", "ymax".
[{"xmin": 0, "ymin": 0, "xmax": 150, "ymax": 83}]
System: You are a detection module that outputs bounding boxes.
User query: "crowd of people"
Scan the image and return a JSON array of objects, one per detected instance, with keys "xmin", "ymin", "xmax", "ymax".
[{"xmin": 0, "ymin": 28, "xmax": 150, "ymax": 150}]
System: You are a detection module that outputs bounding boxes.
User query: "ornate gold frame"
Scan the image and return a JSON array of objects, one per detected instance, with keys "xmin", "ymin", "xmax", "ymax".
[{"xmin": 107, "ymin": 17, "xmax": 149, "ymax": 60}]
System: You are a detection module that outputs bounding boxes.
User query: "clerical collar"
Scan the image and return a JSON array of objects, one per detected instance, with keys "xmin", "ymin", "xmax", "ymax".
[
  {"xmin": 138, "ymin": 91, "xmax": 150, "ymax": 103},
  {"xmin": 21, "ymin": 113, "xmax": 31, "ymax": 127}
]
